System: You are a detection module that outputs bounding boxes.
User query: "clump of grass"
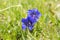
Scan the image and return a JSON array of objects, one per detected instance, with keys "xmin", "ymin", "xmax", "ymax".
[{"xmin": 0, "ymin": 0, "xmax": 60, "ymax": 40}]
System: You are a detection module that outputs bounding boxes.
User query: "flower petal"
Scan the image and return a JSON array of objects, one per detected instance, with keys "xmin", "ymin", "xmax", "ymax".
[
  {"xmin": 27, "ymin": 16, "xmax": 36, "ymax": 23},
  {"xmin": 27, "ymin": 10, "xmax": 33, "ymax": 15},
  {"xmin": 28, "ymin": 26, "xmax": 33, "ymax": 31},
  {"xmin": 22, "ymin": 23, "xmax": 27, "ymax": 30},
  {"xmin": 22, "ymin": 18, "xmax": 28, "ymax": 25}
]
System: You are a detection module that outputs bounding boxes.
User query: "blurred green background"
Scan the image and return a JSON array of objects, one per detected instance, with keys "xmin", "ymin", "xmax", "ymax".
[{"xmin": 0, "ymin": 0, "xmax": 60, "ymax": 40}]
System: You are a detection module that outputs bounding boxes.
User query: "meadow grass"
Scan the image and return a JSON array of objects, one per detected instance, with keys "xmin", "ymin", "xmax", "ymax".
[{"xmin": 0, "ymin": 0, "xmax": 60, "ymax": 40}]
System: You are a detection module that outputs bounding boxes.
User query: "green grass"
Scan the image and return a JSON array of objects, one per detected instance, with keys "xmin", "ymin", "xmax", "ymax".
[{"xmin": 0, "ymin": 0, "xmax": 60, "ymax": 40}]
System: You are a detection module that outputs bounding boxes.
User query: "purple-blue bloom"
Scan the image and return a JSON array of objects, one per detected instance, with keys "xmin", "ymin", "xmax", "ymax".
[
  {"xmin": 22, "ymin": 18, "xmax": 34, "ymax": 30},
  {"xmin": 21, "ymin": 9, "xmax": 41, "ymax": 31},
  {"xmin": 27, "ymin": 9, "xmax": 41, "ymax": 19}
]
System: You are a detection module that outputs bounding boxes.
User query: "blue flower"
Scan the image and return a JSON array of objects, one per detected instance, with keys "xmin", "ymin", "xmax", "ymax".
[
  {"xmin": 21, "ymin": 9, "xmax": 41, "ymax": 31},
  {"xmin": 27, "ymin": 9, "xmax": 41, "ymax": 19},
  {"xmin": 22, "ymin": 18, "xmax": 34, "ymax": 31}
]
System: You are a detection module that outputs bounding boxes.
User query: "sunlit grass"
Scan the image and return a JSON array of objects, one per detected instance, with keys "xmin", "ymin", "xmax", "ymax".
[{"xmin": 0, "ymin": 0, "xmax": 60, "ymax": 40}]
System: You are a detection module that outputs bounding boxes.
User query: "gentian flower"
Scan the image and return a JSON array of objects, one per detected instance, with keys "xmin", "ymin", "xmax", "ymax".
[
  {"xmin": 21, "ymin": 9, "xmax": 41, "ymax": 31},
  {"xmin": 22, "ymin": 18, "xmax": 34, "ymax": 30},
  {"xmin": 27, "ymin": 9, "xmax": 41, "ymax": 22}
]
